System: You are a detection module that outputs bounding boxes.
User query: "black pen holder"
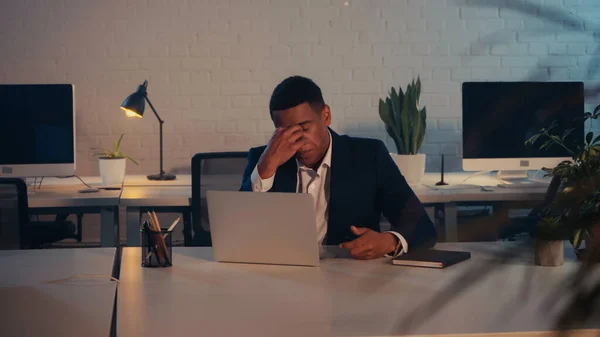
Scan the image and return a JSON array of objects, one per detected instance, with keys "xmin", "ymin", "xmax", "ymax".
[{"xmin": 140, "ymin": 222, "xmax": 173, "ymax": 268}]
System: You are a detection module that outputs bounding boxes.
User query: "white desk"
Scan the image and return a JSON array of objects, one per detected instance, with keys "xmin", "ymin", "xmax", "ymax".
[
  {"xmin": 27, "ymin": 186, "xmax": 121, "ymax": 208},
  {"xmin": 27, "ymin": 185, "xmax": 121, "ymax": 247},
  {"xmin": 120, "ymin": 186, "xmax": 192, "ymax": 245},
  {"xmin": 25, "ymin": 175, "xmax": 196, "ymax": 246},
  {"xmin": 26, "ymin": 175, "xmax": 187, "ymax": 247},
  {"xmin": 419, "ymin": 173, "xmax": 548, "ymax": 241},
  {"xmin": 120, "ymin": 173, "xmax": 549, "ymax": 245},
  {"xmin": 124, "ymin": 174, "xmax": 191, "ymax": 186},
  {"xmin": 117, "ymin": 243, "xmax": 597, "ymax": 337},
  {"xmin": 120, "ymin": 184, "xmax": 441, "ymax": 246},
  {"xmin": 34, "ymin": 173, "xmax": 550, "ymax": 246},
  {"xmin": 419, "ymin": 172, "xmax": 548, "ymax": 202},
  {"xmin": 120, "ymin": 174, "xmax": 246, "ymax": 245},
  {"xmin": 33, "ymin": 174, "xmax": 191, "ymax": 187},
  {"xmin": 0, "ymin": 248, "xmax": 117, "ymax": 337}
]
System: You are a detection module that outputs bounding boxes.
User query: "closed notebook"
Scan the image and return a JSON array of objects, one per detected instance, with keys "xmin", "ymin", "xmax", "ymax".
[{"xmin": 392, "ymin": 249, "xmax": 471, "ymax": 268}]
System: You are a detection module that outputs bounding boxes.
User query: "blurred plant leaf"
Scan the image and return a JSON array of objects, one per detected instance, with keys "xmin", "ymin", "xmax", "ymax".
[{"xmin": 587, "ymin": 132, "xmax": 594, "ymax": 145}]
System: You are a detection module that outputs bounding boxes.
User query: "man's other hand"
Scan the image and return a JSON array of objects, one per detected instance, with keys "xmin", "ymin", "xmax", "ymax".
[{"xmin": 339, "ymin": 226, "xmax": 398, "ymax": 260}]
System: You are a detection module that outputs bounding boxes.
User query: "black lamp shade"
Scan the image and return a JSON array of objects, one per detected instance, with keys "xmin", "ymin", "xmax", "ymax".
[
  {"xmin": 120, "ymin": 81, "xmax": 148, "ymax": 118},
  {"xmin": 120, "ymin": 80, "xmax": 175, "ymax": 181}
]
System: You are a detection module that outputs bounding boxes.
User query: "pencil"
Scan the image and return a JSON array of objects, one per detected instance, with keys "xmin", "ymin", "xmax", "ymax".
[
  {"xmin": 147, "ymin": 211, "xmax": 165, "ymax": 264},
  {"xmin": 150, "ymin": 211, "xmax": 170, "ymax": 264},
  {"xmin": 163, "ymin": 217, "xmax": 180, "ymax": 239}
]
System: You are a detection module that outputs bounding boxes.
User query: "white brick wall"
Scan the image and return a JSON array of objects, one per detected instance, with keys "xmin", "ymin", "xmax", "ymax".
[{"xmin": 1, "ymin": 0, "xmax": 600, "ymax": 174}]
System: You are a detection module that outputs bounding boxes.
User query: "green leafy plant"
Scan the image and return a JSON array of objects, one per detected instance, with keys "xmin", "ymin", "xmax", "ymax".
[
  {"xmin": 91, "ymin": 133, "xmax": 138, "ymax": 165},
  {"xmin": 525, "ymin": 105, "xmax": 600, "ymax": 256},
  {"xmin": 378, "ymin": 77, "xmax": 427, "ymax": 155}
]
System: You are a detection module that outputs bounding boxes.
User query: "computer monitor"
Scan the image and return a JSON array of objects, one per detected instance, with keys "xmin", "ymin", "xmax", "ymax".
[
  {"xmin": 462, "ymin": 81, "xmax": 584, "ymax": 183},
  {"xmin": 0, "ymin": 84, "xmax": 76, "ymax": 177}
]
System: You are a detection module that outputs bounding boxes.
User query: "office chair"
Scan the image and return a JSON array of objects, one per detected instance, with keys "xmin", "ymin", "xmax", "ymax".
[
  {"xmin": 0, "ymin": 178, "xmax": 77, "ymax": 249},
  {"xmin": 191, "ymin": 152, "xmax": 248, "ymax": 246},
  {"xmin": 0, "ymin": 178, "xmax": 29, "ymax": 249}
]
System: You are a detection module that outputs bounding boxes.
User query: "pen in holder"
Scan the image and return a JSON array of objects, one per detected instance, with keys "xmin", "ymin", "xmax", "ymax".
[{"xmin": 140, "ymin": 221, "xmax": 173, "ymax": 268}]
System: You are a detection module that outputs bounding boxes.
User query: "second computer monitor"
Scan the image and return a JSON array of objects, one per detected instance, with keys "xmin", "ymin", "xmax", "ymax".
[{"xmin": 462, "ymin": 81, "xmax": 584, "ymax": 173}]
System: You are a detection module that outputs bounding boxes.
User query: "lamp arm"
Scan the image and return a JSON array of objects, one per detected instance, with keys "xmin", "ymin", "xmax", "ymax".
[
  {"xmin": 144, "ymin": 96, "xmax": 164, "ymax": 124},
  {"xmin": 143, "ymin": 95, "xmax": 165, "ymax": 175}
]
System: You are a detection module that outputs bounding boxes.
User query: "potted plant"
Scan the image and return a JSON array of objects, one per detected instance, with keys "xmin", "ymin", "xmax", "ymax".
[
  {"xmin": 92, "ymin": 133, "xmax": 138, "ymax": 186},
  {"xmin": 525, "ymin": 107, "xmax": 600, "ymax": 265},
  {"xmin": 378, "ymin": 77, "xmax": 427, "ymax": 184}
]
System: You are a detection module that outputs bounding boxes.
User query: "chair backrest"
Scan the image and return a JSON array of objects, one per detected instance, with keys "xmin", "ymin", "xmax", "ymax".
[
  {"xmin": 0, "ymin": 178, "xmax": 29, "ymax": 250},
  {"xmin": 191, "ymin": 152, "xmax": 248, "ymax": 246}
]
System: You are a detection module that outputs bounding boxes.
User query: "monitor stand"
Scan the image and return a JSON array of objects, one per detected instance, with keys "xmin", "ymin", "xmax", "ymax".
[
  {"xmin": 26, "ymin": 182, "xmax": 40, "ymax": 195},
  {"xmin": 496, "ymin": 170, "xmax": 548, "ymax": 188}
]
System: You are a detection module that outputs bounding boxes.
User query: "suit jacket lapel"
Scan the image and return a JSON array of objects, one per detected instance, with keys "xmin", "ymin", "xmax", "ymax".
[
  {"xmin": 327, "ymin": 129, "xmax": 353, "ymax": 244},
  {"xmin": 272, "ymin": 157, "xmax": 297, "ymax": 193}
]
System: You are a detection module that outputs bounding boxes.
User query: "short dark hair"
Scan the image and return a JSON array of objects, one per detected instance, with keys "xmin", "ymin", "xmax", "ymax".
[{"xmin": 269, "ymin": 76, "xmax": 325, "ymax": 118}]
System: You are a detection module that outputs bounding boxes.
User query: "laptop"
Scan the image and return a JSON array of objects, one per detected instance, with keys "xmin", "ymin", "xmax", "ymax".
[{"xmin": 206, "ymin": 190, "xmax": 320, "ymax": 267}]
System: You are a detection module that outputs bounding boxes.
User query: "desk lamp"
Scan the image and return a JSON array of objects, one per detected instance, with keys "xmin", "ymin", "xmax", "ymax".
[{"xmin": 120, "ymin": 80, "xmax": 176, "ymax": 181}]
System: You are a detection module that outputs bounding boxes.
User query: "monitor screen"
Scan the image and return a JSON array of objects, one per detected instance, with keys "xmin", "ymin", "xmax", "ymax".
[
  {"xmin": 462, "ymin": 82, "xmax": 584, "ymax": 162},
  {"xmin": 0, "ymin": 84, "xmax": 75, "ymax": 171}
]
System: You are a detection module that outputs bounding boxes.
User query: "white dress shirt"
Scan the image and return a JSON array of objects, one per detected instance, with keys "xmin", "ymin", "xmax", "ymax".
[{"xmin": 250, "ymin": 131, "xmax": 408, "ymax": 257}]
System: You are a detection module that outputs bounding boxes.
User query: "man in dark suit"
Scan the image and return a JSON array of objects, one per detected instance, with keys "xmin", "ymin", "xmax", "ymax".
[{"xmin": 240, "ymin": 76, "xmax": 436, "ymax": 260}]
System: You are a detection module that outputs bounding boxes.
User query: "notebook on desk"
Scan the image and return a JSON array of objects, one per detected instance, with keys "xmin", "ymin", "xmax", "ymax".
[{"xmin": 392, "ymin": 249, "xmax": 471, "ymax": 268}]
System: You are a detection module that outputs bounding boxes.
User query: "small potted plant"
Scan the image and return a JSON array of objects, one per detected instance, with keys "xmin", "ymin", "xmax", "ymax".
[
  {"xmin": 378, "ymin": 77, "xmax": 427, "ymax": 184},
  {"xmin": 525, "ymin": 107, "xmax": 600, "ymax": 265},
  {"xmin": 92, "ymin": 133, "xmax": 138, "ymax": 186}
]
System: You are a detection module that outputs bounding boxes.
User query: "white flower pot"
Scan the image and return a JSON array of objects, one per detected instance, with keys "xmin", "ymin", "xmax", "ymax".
[
  {"xmin": 99, "ymin": 157, "xmax": 126, "ymax": 186},
  {"xmin": 534, "ymin": 240, "xmax": 564, "ymax": 267},
  {"xmin": 390, "ymin": 153, "xmax": 426, "ymax": 184}
]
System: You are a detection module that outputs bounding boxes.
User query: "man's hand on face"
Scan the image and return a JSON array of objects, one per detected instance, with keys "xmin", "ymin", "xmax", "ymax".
[
  {"xmin": 339, "ymin": 226, "xmax": 398, "ymax": 260},
  {"xmin": 257, "ymin": 125, "xmax": 309, "ymax": 179}
]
